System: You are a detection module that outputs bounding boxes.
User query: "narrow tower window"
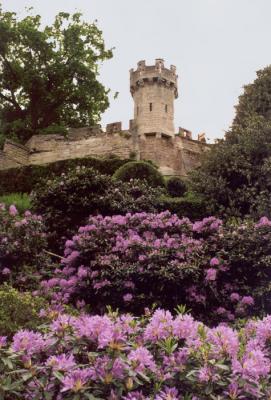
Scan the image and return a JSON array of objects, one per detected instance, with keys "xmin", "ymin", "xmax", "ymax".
[
  {"xmin": 137, "ymin": 106, "xmax": 139, "ymax": 115},
  {"xmin": 165, "ymin": 104, "xmax": 168, "ymax": 113},
  {"xmin": 149, "ymin": 103, "xmax": 152, "ymax": 112}
]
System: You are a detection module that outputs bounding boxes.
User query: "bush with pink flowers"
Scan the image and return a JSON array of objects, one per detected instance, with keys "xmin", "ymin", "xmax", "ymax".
[
  {"xmin": 1, "ymin": 309, "xmax": 271, "ymax": 399},
  {"xmin": 41, "ymin": 212, "xmax": 271, "ymax": 323},
  {"xmin": 0, "ymin": 203, "xmax": 48, "ymax": 287}
]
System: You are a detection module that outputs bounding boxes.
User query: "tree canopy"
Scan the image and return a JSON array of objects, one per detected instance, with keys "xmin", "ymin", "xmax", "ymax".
[
  {"xmin": 190, "ymin": 65, "xmax": 271, "ymax": 220},
  {"xmin": 233, "ymin": 65, "xmax": 271, "ymax": 129},
  {"xmin": 0, "ymin": 5, "xmax": 113, "ymax": 144}
]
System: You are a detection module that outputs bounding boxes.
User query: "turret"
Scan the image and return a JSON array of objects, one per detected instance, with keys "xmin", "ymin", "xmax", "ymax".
[{"xmin": 130, "ymin": 59, "xmax": 178, "ymax": 137}]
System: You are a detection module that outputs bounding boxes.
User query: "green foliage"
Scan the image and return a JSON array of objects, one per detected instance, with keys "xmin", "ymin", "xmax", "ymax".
[
  {"xmin": 0, "ymin": 156, "xmax": 131, "ymax": 195},
  {"xmin": 190, "ymin": 65, "xmax": 271, "ymax": 219},
  {"xmin": 0, "ymin": 193, "xmax": 30, "ymax": 214},
  {"xmin": 113, "ymin": 161, "xmax": 165, "ymax": 187},
  {"xmin": 166, "ymin": 176, "xmax": 187, "ymax": 197},
  {"xmin": 0, "ymin": 285, "xmax": 47, "ymax": 336},
  {"xmin": 31, "ymin": 166, "xmax": 164, "ymax": 251},
  {"xmin": 233, "ymin": 64, "xmax": 271, "ymax": 129},
  {"xmin": 0, "ymin": 5, "xmax": 113, "ymax": 143},
  {"xmin": 190, "ymin": 116, "xmax": 271, "ymax": 219},
  {"xmin": 157, "ymin": 192, "xmax": 207, "ymax": 220}
]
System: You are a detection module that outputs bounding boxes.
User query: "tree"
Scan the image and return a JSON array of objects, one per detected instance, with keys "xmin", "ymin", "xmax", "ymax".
[
  {"xmin": 190, "ymin": 116, "xmax": 271, "ymax": 219},
  {"xmin": 233, "ymin": 65, "xmax": 271, "ymax": 129},
  {"xmin": 0, "ymin": 5, "xmax": 113, "ymax": 144},
  {"xmin": 190, "ymin": 64, "xmax": 271, "ymax": 220}
]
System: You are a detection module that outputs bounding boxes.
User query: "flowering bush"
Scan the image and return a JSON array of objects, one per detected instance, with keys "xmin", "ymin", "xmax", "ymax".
[
  {"xmin": 0, "ymin": 203, "xmax": 48, "ymax": 287},
  {"xmin": 42, "ymin": 212, "xmax": 271, "ymax": 322},
  {"xmin": 1, "ymin": 309, "xmax": 271, "ymax": 399},
  {"xmin": 32, "ymin": 167, "xmax": 163, "ymax": 251}
]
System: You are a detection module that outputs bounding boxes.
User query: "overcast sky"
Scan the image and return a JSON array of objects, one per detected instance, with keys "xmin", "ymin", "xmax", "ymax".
[{"xmin": 2, "ymin": 0, "xmax": 271, "ymax": 141}]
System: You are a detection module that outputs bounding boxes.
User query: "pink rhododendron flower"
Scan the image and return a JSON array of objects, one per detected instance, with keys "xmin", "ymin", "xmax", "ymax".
[
  {"xmin": 210, "ymin": 257, "xmax": 219, "ymax": 266},
  {"xmin": 61, "ymin": 369, "xmax": 92, "ymax": 392},
  {"xmin": 205, "ymin": 268, "xmax": 217, "ymax": 281},
  {"xmin": 123, "ymin": 293, "xmax": 133, "ymax": 302},
  {"xmin": 230, "ymin": 292, "xmax": 240, "ymax": 302},
  {"xmin": 241, "ymin": 296, "xmax": 254, "ymax": 306},
  {"xmin": 128, "ymin": 346, "xmax": 156, "ymax": 372},
  {"xmin": 9, "ymin": 205, "xmax": 18, "ymax": 216},
  {"xmin": 46, "ymin": 354, "xmax": 76, "ymax": 371},
  {"xmin": 12, "ymin": 330, "xmax": 46, "ymax": 355}
]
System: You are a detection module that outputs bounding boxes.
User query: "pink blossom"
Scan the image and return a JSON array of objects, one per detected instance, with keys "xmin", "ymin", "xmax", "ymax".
[
  {"xmin": 241, "ymin": 296, "xmax": 254, "ymax": 306},
  {"xmin": 230, "ymin": 292, "xmax": 240, "ymax": 302},
  {"xmin": 46, "ymin": 354, "xmax": 76, "ymax": 371},
  {"xmin": 205, "ymin": 268, "xmax": 217, "ymax": 281},
  {"xmin": 128, "ymin": 346, "xmax": 156, "ymax": 372},
  {"xmin": 2, "ymin": 268, "xmax": 10, "ymax": 275},
  {"xmin": 9, "ymin": 205, "xmax": 18, "ymax": 216},
  {"xmin": 123, "ymin": 293, "xmax": 133, "ymax": 302},
  {"xmin": 61, "ymin": 368, "xmax": 92, "ymax": 392},
  {"xmin": 210, "ymin": 257, "xmax": 219, "ymax": 266},
  {"xmin": 12, "ymin": 330, "xmax": 46, "ymax": 355}
]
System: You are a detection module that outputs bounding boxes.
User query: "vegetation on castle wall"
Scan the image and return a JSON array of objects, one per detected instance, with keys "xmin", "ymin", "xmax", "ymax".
[
  {"xmin": 113, "ymin": 161, "xmax": 165, "ymax": 187},
  {"xmin": 0, "ymin": 6, "xmax": 113, "ymax": 144},
  {"xmin": 0, "ymin": 156, "xmax": 131, "ymax": 195}
]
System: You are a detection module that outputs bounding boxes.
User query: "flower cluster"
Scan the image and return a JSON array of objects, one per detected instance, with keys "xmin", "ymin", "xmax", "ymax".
[
  {"xmin": 1, "ymin": 310, "xmax": 271, "ymax": 399},
  {"xmin": 40, "ymin": 212, "xmax": 271, "ymax": 323}
]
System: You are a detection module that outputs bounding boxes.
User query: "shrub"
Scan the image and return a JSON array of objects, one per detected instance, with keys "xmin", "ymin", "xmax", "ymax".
[
  {"xmin": 0, "ymin": 285, "xmax": 47, "ymax": 336},
  {"xmin": 42, "ymin": 212, "xmax": 271, "ymax": 323},
  {"xmin": 1, "ymin": 310, "xmax": 271, "ymax": 399},
  {"xmin": 166, "ymin": 176, "xmax": 187, "ymax": 197},
  {"xmin": 32, "ymin": 167, "xmax": 164, "ymax": 251},
  {"xmin": 0, "ymin": 193, "xmax": 31, "ymax": 214},
  {"xmin": 157, "ymin": 192, "xmax": 207, "ymax": 220},
  {"xmin": 113, "ymin": 161, "xmax": 165, "ymax": 187},
  {"xmin": 0, "ymin": 204, "xmax": 48, "ymax": 287},
  {"xmin": 0, "ymin": 156, "xmax": 131, "ymax": 195}
]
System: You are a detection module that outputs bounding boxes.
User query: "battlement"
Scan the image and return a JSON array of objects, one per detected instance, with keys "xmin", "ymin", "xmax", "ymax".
[{"xmin": 130, "ymin": 58, "xmax": 178, "ymax": 98}]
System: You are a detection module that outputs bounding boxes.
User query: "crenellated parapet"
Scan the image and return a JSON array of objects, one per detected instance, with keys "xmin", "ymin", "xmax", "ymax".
[{"xmin": 130, "ymin": 59, "xmax": 178, "ymax": 98}]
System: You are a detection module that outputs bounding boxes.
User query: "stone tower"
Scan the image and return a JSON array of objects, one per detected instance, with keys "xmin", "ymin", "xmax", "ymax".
[{"xmin": 130, "ymin": 59, "xmax": 178, "ymax": 137}]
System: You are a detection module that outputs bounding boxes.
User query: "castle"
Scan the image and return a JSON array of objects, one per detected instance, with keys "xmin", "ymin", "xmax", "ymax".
[{"xmin": 0, "ymin": 59, "xmax": 209, "ymax": 176}]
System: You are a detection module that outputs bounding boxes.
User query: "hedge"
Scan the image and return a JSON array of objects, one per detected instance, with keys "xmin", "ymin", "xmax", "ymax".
[
  {"xmin": 0, "ymin": 156, "xmax": 131, "ymax": 195},
  {"xmin": 157, "ymin": 193, "xmax": 207, "ymax": 220},
  {"xmin": 113, "ymin": 161, "xmax": 165, "ymax": 187}
]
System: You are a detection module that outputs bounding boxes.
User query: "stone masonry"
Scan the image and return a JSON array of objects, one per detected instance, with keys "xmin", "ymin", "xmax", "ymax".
[{"xmin": 0, "ymin": 59, "xmax": 209, "ymax": 176}]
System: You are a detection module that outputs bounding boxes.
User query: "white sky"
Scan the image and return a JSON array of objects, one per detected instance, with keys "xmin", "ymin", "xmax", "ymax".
[{"xmin": 2, "ymin": 0, "xmax": 271, "ymax": 141}]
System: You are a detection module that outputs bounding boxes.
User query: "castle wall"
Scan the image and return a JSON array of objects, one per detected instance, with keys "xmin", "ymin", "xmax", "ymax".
[
  {"xmin": 2, "ymin": 140, "xmax": 29, "ymax": 166},
  {"xmin": 0, "ymin": 130, "xmax": 207, "ymax": 176},
  {"xmin": 27, "ymin": 133, "xmax": 135, "ymax": 166}
]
